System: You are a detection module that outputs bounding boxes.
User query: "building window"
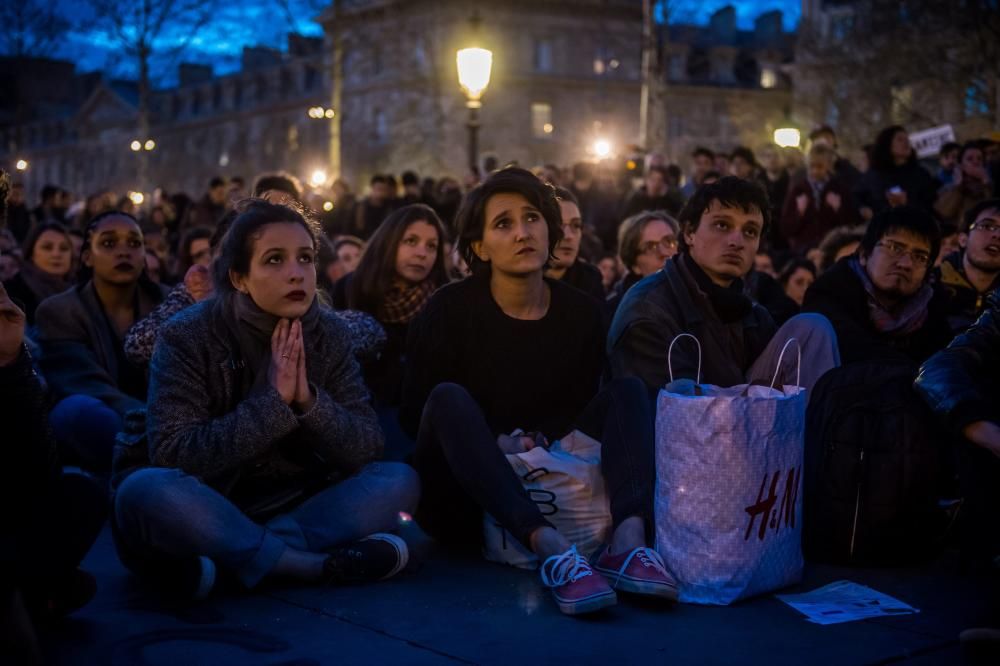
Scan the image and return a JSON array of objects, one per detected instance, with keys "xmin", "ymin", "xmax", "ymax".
[
  {"xmin": 213, "ymin": 84, "xmax": 222, "ymax": 110},
  {"xmin": 373, "ymin": 45, "xmax": 383, "ymax": 76},
  {"xmin": 531, "ymin": 103, "xmax": 553, "ymax": 138},
  {"xmin": 760, "ymin": 67, "xmax": 777, "ymax": 89},
  {"xmin": 232, "ymin": 82, "xmax": 243, "ymax": 109},
  {"xmin": 534, "ymin": 38, "xmax": 554, "ymax": 73},
  {"xmin": 965, "ymin": 83, "xmax": 990, "ymax": 118},
  {"xmin": 669, "ymin": 54, "xmax": 685, "ymax": 80},
  {"xmin": 668, "ymin": 115, "xmax": 684, "ymax": 138},
  {"xmin": 190, "ymin": 91, "xmax": 201, "ymax": 115},
  {"xmin": 373, "ymin": 107, "xmax": 387, "ymax": 142},
  {"xmin": 304, "ymin": 65, "xmax": 318, "ymax": 91},
  {"xmin": 593, "ymin": 58, "xmax": 605, "ymax": 75}
]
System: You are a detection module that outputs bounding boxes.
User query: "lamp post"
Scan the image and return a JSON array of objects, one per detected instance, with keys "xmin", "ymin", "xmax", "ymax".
[{"xmin": 456, "ymin": 47, "xmax": 493, "ymax": 173}]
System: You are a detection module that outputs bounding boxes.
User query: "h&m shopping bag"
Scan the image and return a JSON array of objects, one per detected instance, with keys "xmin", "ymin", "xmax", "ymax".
[
  {"xmin": 654, "ymin": 334, "xmax": 807, "ymax": 605},
  {"xmin": 483, "ymin": 430, "xmax": 612, "ymax": 569}
]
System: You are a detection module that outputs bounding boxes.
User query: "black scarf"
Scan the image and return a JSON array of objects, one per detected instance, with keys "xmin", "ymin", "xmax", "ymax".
[
  {"xmin": 681, "ymin": 252, "xmax": 753, "ymax": 324},
  {"xmin": 216, "ymin": 291, "xmax": 323, "ymax": 396}
]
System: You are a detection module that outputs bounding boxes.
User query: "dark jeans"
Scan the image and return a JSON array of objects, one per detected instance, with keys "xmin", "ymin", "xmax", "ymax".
[
  {"xmin": 49, "ymin": 394, "xmax": 123, "ymax": 475},
  {"xmin": 412, "ymin": 377, "xmax": 655, "ymax": 551}
]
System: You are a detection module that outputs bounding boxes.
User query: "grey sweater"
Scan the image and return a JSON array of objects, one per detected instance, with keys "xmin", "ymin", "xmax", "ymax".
[{"xmin": 146, "ymin": 300, "xmax": 383, "ymax": 492}]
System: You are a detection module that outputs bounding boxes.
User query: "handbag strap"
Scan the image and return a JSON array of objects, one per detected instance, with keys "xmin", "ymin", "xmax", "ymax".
[
  {"xmin": 769, "ymin": 338, "xmax": 802, "ymax": 389},
  {"xmin": 667, "ymin": 333, "xmax": 702, "ymax": 385}
]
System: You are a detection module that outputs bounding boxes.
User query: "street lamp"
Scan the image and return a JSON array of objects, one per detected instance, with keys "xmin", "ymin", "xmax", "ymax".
[
  {"xmin": 774, "ymin": 127, "xmax": 801, "ymax": 148},
  {"xmin": 15, "ymin": 159, "xmax": 28, "ymax": 171},
  {"xmin": 310, "ymin": 169, "xmax": 327, "ymax": 187},
  {"xmin": 456, "ymin": 46, "xmax": 493, "ymax": 171},
  {"xmin": 593, "ymin": 139, "xmax": 612, "ymax": 159},
  {"xmin": 144, "ymin": 139, "xmax": 156, "ymax": 151},
  {"xmin": 130, "ymin": 140, "xmax": 142, "ymax": 151}
]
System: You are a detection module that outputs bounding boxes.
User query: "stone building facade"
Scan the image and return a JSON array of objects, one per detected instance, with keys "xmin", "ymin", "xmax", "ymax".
[{"xmin": 2, "ymin": 2, "xmax": 796, "ymax": 202}]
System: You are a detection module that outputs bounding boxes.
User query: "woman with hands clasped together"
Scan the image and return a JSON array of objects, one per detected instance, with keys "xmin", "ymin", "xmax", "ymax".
[{"xmin": 112, "ymin": 200, "xmax": 419, "ymax": 600}]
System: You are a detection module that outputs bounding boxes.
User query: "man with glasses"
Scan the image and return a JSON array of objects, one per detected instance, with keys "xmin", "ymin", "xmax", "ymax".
[
  {"xmin": 937, "ymin": 199, "xmax": 1000, "ymax": 335},
  {"xmin": 804, "ymin": 205, "xmax": 953, "ymax": 365},
  {"xmin": 609, "ymin": 177, "xmax": 840, "ymax": 395}
]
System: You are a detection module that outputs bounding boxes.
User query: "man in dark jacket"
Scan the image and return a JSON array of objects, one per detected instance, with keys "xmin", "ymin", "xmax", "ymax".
[
  {"xmin": 779, "ymin": 144, "xmax": 859, "ymax": 254},
  {"xmin": 609, "ymin": 177, "xmax": 839, "ymax": 395},
  {"xmin": 936, "ymin": 199, "xmax": 1000, "ymax": 336},
  {"xmin": 621, "ymin": 165, "xmax": 684, "ymax": 220},
  {"xmin": 915, "ymin": 288, "xmax": 1000, "ymax": 572},
  {"xmin": 803, "ymin": 205, "xmax": 953, "ymax": 366},
  {"xmin": 184, "ymin": 176, "xmax": 229, "ymax": 229}
]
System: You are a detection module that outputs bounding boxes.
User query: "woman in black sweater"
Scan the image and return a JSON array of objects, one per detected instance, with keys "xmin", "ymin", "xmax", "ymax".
[{"xmin": 400, "ymin": 168, "xmax": 676, "ymax": 616}]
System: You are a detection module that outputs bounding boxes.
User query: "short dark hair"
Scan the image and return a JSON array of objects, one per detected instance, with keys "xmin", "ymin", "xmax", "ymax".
[
  {"xmin": 692, "ymin": 146, "xmax": 715, "ymax": 160},
  {"xmin": 553, "ymin": 186, "xmax": 579, "ymax": 207},
  {"xmin": 818, "ymin": 225, "xmax": 865, "ymax": 271},
  {"xmin": 730, "ymin": 146, "xmax": 757, "ymax": 166},
  {"xmin": 860, "ymin": 205, "xmax": 941, "ymax": 268},
  {"xmin": 401, "ymin": 170, "xmax": 419, "ymax": 187},
  {"xmin": 809, "ymin": 125, "xmax": 836, "ymax": 142},
  {"xmin": 647, "ymin": 164, "xmax": 669, "ymax": 180},
  {"xmin": 40, "ymin": 184, "xmax": 59, "ymax": 202},
  {"xmin": 213, "ymin": 199, "xmax": 321, "ymax": 296},
  {"xmin": 178, "ymin": 226, "xmax": 214, "ymax": 274},
  {"xmin": 939, "ymin": 141, "xmax": 961, "ymax": 156},
  {"xmin": 209, "ymin": 176, "xmax": 227, "ymax": 189},
  {"xmin": 370, "ymin": 174, "xmax": 390, "ymax": 186},
  {"xmin": 962, "ymin": 198, "xmax": 1000, "ymax": 233},
  {"xmin": 333, "ymin": 235, "xmax": 364, "ymax": 253},
  {"xmin": 454, "ymin": 166, "xmax": 562, "ymax": 277},
  {"xmin": 676, "ymin": 176, "xmax": 771, "ymax": 252},
  {"xmin": 572, "ymin": 162, "xmax": 594, "ymax": 181},
  {"xmin": 957, "ymin": 141, "xmax": 984, "ymax": 166},
  {"xmin": 252, "ymin": 171, "xmax": 303, "ymax": 202},
  {"xmin": 778, "ymin": 258, "xmax": 817, "ymax": 287}
]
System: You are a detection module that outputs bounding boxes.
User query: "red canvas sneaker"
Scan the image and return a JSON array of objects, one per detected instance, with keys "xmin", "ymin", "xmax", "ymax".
[
  {"xmin": 540, "ymin": 545, "xmax": 617, "ymax": 615},
  {"xmin": 593, "ymin": 546, "xmax": 679, "ymax": 601}
]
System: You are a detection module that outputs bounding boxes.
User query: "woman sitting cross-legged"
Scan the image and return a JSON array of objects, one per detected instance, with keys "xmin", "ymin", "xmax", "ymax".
[
  {"xmin": 113, "ymin": 200, "xmax": 419, "ymax": 598},
  {"xmin": 399, "ymin": 167, "xmax": 677, "ymax": 616}
]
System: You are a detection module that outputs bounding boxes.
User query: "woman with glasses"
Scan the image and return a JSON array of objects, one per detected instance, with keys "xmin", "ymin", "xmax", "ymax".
[
  {"xmin": 543, "ymin": 188, "xmax": 605, "ymax": 302},
  {"xmin": 606, "ymin": 211, "xmax": 679, "ymax": 317},
  {"xmin": 804, "ymin": 205, "xmax": 953, "ymax": 365}
]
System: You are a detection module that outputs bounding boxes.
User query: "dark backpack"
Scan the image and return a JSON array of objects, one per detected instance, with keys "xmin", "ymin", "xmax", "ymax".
[{"xmin": 803, "ymin": 359, "xmax": 946, "ymax": 565}]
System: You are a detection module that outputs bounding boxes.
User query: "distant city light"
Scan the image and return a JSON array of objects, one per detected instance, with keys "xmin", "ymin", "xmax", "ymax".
[
  {"xmin": 593, "ymin": 139, "xmax": 612, "ymax": 158},
  {"xmin": 774, "ymin": 127, "xmax": 801, "ymax": 148},
  {"xmin": 15, "ymin": 159, "xmax": 28, "ymax": 171},
  {"xmin": 128, "ymin": 191, "xmax": 144, "ymax": 205},
  {"xmin": 130, "ymin": 140, "xmax": 142, "ymax": 151},
  {"xmin": 324, "ymin": 108, "xmax": 335, "ymax": 119},
  {"xmin": 542, "ymin": 123, "xmax": 554, "ymax": 134},
  {"xmin": 144, "ymin": 139, "xmax": 156, "ymax": 151},
  {"xmin": 323, "ymin": 201, "xmax": 334, "ymax": 211},
  {"xmin": 310, "ymin": 169, "xmax": 327, "ymax": 187}
]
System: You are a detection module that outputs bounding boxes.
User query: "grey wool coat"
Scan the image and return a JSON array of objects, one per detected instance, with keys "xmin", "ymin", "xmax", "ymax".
[{"xmin": 145, "ymin": 299, "xmax": 383, "ymax": 495}]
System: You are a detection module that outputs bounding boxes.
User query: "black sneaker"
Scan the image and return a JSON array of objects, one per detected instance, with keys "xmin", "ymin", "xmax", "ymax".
[
  {"xmin": 147, "ymin": 555, "xmax": 216, "ymax": 602},
  {"xmin": 323, "ymin": 533, "xmax": 408, "ymax": 584}
]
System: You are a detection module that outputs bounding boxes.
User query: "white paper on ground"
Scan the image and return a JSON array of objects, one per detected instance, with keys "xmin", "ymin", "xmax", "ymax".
[{"xmin": 776, "ymin": 580, "xmax": 920, "ymax": 625}]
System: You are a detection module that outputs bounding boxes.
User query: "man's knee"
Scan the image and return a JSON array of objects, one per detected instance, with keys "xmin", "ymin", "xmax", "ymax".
[{"xmin": 784, "ymin": 312, "xmax": 836, "ymax": 339}]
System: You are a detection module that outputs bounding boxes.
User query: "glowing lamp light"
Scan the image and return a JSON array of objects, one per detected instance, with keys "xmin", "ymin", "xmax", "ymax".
[
  {"xmin": 310, "ymin": 169, "xmax": 327, "ymax": 187},
  {"xmin": 15, "ymin": 159, "xmax": 28, "ymax": 171},
  {"xmin": 542, "ymin": 123, "xmax": 554, "ymax": 134},
  {"xmin": 144, "ymin": 139, "xmax": 156, "ymax": 151},
  {"xmin": 323, "ymin": 201, "xmax": 334, "ymax": 212},
  {"xmin": 324, "ymin": 108, "xmax": 335, "ymax": 119},
  {"xmin": 774, "ymin": 127, "xmax": 801, "ymax": 148},
  {"xmin": 130, "ymin": 140, "xmax": 142, "ymax": 151},
  {"xmin": 456, "ymin": 47, "xmax": 493, "ymax": 101},
  {"xmin": 593, "ymin": 139, "xmax": 612, "ymax": 158},
  {"xmin": 128, "ymin": 191, "xmax": 144, "ymax": 205}
]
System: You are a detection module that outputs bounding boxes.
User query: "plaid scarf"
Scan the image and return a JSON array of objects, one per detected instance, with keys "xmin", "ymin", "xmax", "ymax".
[
  {"xmin": 381, "ymin": 279, "xmax": 436, "ymax": 324},
  {"xmin": 849, "ymin": 257, "xmax": 933, "ymax": 336}
]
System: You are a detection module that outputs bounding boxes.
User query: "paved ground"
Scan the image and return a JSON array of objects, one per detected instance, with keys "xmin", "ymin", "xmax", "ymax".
[{"xmin": 44, "ymin": 524, "xmax": 996, "ymax": 666}]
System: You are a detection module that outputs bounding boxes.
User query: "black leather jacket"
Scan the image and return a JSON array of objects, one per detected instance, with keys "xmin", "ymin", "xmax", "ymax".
[{"xmin": 915, "ymin": 289, "xmax": 1000, "ymax": 436}]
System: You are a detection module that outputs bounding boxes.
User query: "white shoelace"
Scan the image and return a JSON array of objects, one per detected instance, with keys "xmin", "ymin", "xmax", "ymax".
[
  {"xmin": 608, "ymin": 547, "xmax": 670, "ymax": 587},
  {"xmin": 540, "ymin": 545, "xmax": 592, "ymax": 588}
]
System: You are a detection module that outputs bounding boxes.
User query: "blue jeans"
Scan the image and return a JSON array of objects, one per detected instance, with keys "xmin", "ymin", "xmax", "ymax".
[
  {"xmin": 114, "ymin": 462, "xmax": 420, "ymax": 588},
  {"xmin": 49, "ymin": 394, "xmax": 123, "ymax": 475}
]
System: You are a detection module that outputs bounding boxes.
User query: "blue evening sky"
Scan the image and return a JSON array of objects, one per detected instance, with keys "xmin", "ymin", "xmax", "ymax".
[{"xmin": 52, "ymin": 1, "xmax": 799, "ymax": 85}]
